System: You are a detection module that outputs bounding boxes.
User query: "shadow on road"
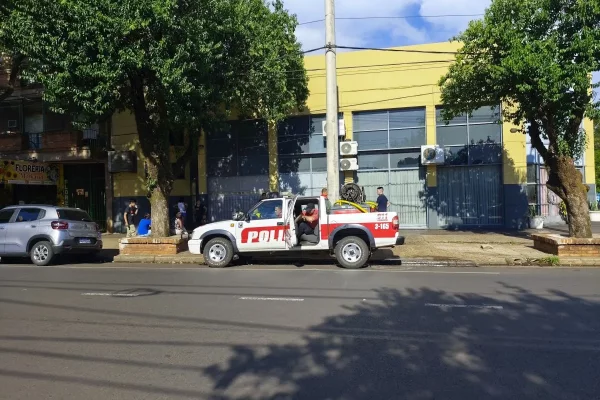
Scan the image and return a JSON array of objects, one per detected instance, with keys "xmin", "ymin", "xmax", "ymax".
[{"xmin": 0, "ymin": 284, "xmax": 599, "ymax": 399}]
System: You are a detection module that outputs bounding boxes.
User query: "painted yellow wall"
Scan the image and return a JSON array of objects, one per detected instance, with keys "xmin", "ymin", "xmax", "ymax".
[
  {"xmin": 584, "ymin": 117, "xmax": 596, "ymax": 186},
  {"xmin": 111, "ymin": 111, "xmax": 192, "ymax": 198}
]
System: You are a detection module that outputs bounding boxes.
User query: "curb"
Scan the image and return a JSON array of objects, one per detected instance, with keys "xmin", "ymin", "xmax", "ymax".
[{"xmin": 113, "ymin": 255, "xmax": 203, "ymax": 265}]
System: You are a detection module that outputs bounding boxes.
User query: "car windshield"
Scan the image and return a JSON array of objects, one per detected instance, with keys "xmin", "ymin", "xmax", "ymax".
[{"xmin": 57, "ymin": 209, "xmax": 93, "ymax": 222}]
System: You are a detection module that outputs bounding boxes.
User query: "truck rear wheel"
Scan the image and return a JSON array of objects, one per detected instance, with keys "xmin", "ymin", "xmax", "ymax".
[
  {"xmin": 203, "ymin": 238, "xmax": 234, "ymax": 268},
  {"xmin": 334, "ymin": 236, "xmax": 369, "ymax": 269}
]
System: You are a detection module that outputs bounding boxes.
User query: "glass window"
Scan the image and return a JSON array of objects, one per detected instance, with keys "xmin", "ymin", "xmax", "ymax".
[
  {"xmin": 23, "ymin": 101, "xmax": 43, "ymax": 134},
  {"xmin": 0, "ymin": 209, "xmax": 15, "ymax": 223},
  {"xmin": 311, "ymin": 156, "xmax": 327, "ymax": 172},
  {"xmin": 436, "ymin": 108, "xmax": 467, "ymax": 125},
  {"xmin": 353, "ymin": 111, "xmax": 388, "ymax": 131},
  {"xmin": 437, "ymin": 125, "xmax": 468, "ymax": 146},
  {"xmin": 310, "ymin": 115, "xmax": 326, "ymax": 135},
  {"xmin": 469, "ymin": 124, "xmax": 501, "ymax": 144},
  {"xmin": 44, "ymin": 103, "xmax": 71, "ymax": 132},
  {"xmin": 15, "ymin": 208, "xmax": 44, "ymax": 222},
  {"xmin": 389, "ymin": 109, "xmax": 426, "ymax": 129},
  {"xmin": 0, "ymin": 103, "xmax": 21, "ymax": 133},
  {"xmin": 56, "ymin": 209, "xmax": 92, "ymax": 222},
  {"xmin": 279, "ymin": 156, "xmax": 310, "ymax": 173},
  {"xmin": 444, "ymin": 146, "xmax": 469, "ymax": 165},
  {"xmin": 468, "ymin": 144, "xmax": 502, "ymax": 165},
  {"xmin": 279, "ymin": 116, "xmax": 310, "ymax": 136},
  {"xmin": 207, "ymin": 156, "xmax": 237, "ymax": 177},
  {"xmin": 355, "ymin": 130, "xmax": 388, "ymax": 150},
  {"xmin": 469, "ymin": 106, "xmax": 500, "ymax": 124},
  {"xmin": 250, "ymin": 200, "xmax": 283, "ymax": 220},
  {"xmin": 239, "ymin": 155, "xmax": 269, "ymax": 176},
  {"xmin": 357, "ymin": 154, "xmax": 389, "ymax": 170},
  {"xmin": 390, "ymin": 152, "xmax": 421, "ymax": 168},
  {"xmin": 527, "ymin": 164, "xmax": 538, "ymax": 183},
  {"xmin": 308, "ymin": 134, "xmax": 326, "ymax": 154},
  {"xmin": 171, "ymin": 164, "xmax": 186, "ymax": 180},
  {"xmin": 389, "ymin": 128, "xmax": 426, "ymax": 148}
]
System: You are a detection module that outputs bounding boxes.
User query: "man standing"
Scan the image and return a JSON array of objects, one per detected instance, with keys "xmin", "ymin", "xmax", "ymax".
[
  {"xmin": 322, "ymin": 188, "xmax": 332, "ymax": 214},
  {"xmin": 376, "ymin": 187, "xmax": 390, "ymax": 212},
  {"xmin": 124, "ymin": 199, "xmax": 139, "ymax": 237}
]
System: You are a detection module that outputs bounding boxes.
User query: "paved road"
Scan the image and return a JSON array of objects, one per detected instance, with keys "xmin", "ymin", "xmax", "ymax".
[{"xmin": 0, "ymin": 264, "xmax": 599, "ymax": 400}]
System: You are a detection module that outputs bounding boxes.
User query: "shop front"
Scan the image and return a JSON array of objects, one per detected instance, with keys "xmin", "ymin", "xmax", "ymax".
[{"xmin": 0, "ymin": 160, "xmax": 61, "ymax": 208}]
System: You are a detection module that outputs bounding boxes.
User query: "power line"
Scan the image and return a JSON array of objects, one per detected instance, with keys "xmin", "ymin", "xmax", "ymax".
[
  {"xmin": 335, "ymin": 45, "xmax": 460, "ymax": 55},
  {"xmin": 298, "ymin": 14, "xmax": 484, "ymax": 25}
]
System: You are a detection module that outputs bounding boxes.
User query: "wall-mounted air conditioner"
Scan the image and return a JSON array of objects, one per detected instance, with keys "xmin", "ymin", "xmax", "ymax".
[
  {"xmin": 420, "ymin": 145, "xmax": 445, "ymax": 165},
  {"xmin": 340, "ymin": 158, "xmax": 359, "ymax": 171},
  {"xmin": 340, "ymin": 141, "xmax": 358, "ymax": 156},
  {"xmin": 321, "ymin": 119, "xmax": 345, "ymax": 136}
]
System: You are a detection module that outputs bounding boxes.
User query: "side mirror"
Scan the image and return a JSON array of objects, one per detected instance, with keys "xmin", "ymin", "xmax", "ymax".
[{"xmin": 245, "ymin": 213, "xmax": 251, "ymax": 223}]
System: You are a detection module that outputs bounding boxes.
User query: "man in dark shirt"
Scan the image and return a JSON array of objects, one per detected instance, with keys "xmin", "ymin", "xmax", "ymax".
[
  {"xmin": 124, "ymin": 199, "xmax": 139, "ymax": 237},
  {"xmin": 376, "ymin": 187, "xmax": 390, "ymax": 212}
]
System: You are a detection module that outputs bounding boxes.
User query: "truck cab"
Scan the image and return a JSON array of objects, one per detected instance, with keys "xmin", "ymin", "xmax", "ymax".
[{"xmin": 188, "ymin": 194, "xmax": 404, "ymax": 269}]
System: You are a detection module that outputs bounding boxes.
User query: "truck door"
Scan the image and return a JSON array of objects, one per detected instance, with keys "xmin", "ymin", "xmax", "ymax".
[
  {"xmin": 236, "ymin": 199, "xmax": 287, "ymax": 252},
  {"xmin": 284, "ymin": 196, "xmax": 299, "ymax": 249}
]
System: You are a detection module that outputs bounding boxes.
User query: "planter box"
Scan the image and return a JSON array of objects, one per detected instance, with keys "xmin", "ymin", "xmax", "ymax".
[
  {"xmin": 42, "ymin": 130, "xmax": 83, "ymax": 150},
  {"xmin": 0, "ymin": 134, "xmax": 27, "ymax": 152},
  {"xmin": 119, "ymin": 236, "xmax": 188, "ymax": 256},
  {"xmin": 532, "ymin": 234, "xmax": 600, "ymax": 257},
  {"xmin": 590, "ymin": 211, "xmax": 600, "ymax": 222}
]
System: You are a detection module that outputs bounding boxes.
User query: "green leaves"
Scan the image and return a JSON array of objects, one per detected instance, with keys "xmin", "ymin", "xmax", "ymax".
[
  {"xmin": 439, "ymin": 0, "xmax": 600, "ymax": 160},
  {"xmin": 2, "ymin": 0, "xmax": 308, "ymax": 133}
]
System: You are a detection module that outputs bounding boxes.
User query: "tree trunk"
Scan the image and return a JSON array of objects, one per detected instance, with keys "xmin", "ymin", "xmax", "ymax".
[
  {"xmin": 547, "ymin": 156, "xmax": 592, "ymax": 238},
  {"xmin": 145, "ymin": 157, "xmax": 173, "ymax": 237},
  {"xmin": 149, "ymin": 180, "xmax": 171, "ymax": 237}
]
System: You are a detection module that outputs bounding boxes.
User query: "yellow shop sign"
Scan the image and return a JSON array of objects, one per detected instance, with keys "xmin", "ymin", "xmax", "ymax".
[{"xmin": 0, "ymin": 160, "xmax": 60, "ymax": 185}]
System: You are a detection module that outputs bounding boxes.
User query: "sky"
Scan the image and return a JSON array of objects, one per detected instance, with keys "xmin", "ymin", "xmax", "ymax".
[{"xmin": 281, "ymin": 0, "xmax": 600, "ymax": 89}]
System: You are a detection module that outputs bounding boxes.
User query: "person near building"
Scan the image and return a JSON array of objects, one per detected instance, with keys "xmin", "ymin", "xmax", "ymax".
[
  {"xmin": 295, "ymin": 203, "xmax": 319, "ymax": 240},
  {"xmin": 321, "ymin": 188, "xmax": 332, "ymax": 214},
  {"xmin": 124, "ymin": 199, "xmax": 139, "ymax": 237},
  {"xmin": 376, "ymin": 187, "xmax": 390, "ymax": 212},
  {"xmin": 137, "ymin": 213, "xmax": 152, "ymax": 237},
  {"xmin": 194, "ymin": 200, "xmax": 207, "ymax": 228},
  {"xmin": 174, "ymin": 211, "xmax": 187, "ymax": 236},
  {"xmin": 177, "ymin": 197, "xmax": 187, "ymax": 221}
]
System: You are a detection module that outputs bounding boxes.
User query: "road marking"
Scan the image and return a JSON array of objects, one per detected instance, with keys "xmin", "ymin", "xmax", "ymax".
[
  {"xmin": 402, "ymin": 271, "xmax": 500, "ymax": 275},
  {"xmin": 425, "ymin": 303, "xmax": 503, "ymax": 310},
  {"xmin": 239, "ymin": 296, "xmax": 304, "ymax": 302},
  {"xmin": 81, "ymin": 292, "xmax": 141, "ymax": 297}
]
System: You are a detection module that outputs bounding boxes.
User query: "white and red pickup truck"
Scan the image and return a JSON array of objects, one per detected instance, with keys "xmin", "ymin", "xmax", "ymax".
[{"xmin": 188, "ymin": 194, "xmax": 405, "ymax": 269}]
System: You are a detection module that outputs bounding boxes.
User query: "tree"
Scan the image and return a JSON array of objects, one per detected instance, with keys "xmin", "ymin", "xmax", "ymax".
[
  {"xmin": 0, "ymin": 1, "xmax": 24, "ymax": 102},
  {"xmin": 438, "ymin": 0, "xmax": 600, "ymax": 237},
  {"xmin": 3, "ymin": 0, "xmax": 308, "ymax": 236}
]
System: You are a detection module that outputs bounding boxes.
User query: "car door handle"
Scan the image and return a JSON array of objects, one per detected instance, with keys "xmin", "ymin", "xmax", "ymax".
[
  {"xmin": 277, "ymin": 222, "xmax": 284, "ymax": 226},
  {"xmin": 30, "ymin": 225, "xmax": 37, "ymax": 228}
]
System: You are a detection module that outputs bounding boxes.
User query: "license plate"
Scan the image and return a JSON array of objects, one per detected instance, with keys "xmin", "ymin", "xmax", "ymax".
[{"xmin": 79, "ymin": 238, "xmax": 92, "ymax": 244}]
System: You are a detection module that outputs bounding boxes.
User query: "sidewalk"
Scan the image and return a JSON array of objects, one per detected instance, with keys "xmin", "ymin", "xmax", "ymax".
[{"xmin": 103, "ymin": 226, "xmax": 600, "ymax": 267}]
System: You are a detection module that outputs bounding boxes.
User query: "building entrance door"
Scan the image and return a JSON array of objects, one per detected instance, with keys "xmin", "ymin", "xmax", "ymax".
[{"xmin": 64, "ymin": 163, "xmax": 107, "ymax": 230}]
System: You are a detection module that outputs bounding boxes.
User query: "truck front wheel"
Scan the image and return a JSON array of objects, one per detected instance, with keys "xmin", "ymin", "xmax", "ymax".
[
  {"xmin": 203, "ymin": 238, "xmax": 234, "ymax": 268},
  {"xmin": 334, "ymin": 236, "xmax": 369, "ymax": 269}
]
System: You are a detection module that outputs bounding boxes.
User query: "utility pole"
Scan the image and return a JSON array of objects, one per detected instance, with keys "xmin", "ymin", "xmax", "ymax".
[{"xmin": 325, "ymin": 0, "xmax": 339, "ymax": 202}]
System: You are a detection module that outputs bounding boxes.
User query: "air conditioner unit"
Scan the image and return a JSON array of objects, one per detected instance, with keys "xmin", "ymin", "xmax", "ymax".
[
  {"xmin": 340, "ymin": 141, "xmax": 358, "ymax": 156},
  {"xmin": 321, "ymin": 119, "xmax": 345, "ymax": 136},
  {"xmin": 340, "ymin": 158, "xmax": 359, "ymax": 171},
  {"xmin": 7, "ymin": 120, "xmax": 17, "ymax": 128},
  {"xmin": 420, "ymin": 145, "xmax": 445, "ymax": 165}
]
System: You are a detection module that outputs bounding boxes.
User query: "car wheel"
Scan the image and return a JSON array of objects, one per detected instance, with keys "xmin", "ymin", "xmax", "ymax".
[
  {"xmin": 30, "ymin": 241, "xmax": 55, "ymax": 266},
  {"xmin": 334, "ymin": 236, "xmax": 369, "ymax": 269},
  {"xmin": 203, "ymin": 238, "xmax": 234, "ymax": 268}
]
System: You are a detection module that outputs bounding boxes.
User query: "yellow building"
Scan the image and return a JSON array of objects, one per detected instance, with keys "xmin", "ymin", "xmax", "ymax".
[{"xmin": 110, "ymin": 42, "xmax": 596, "ymax": 231}]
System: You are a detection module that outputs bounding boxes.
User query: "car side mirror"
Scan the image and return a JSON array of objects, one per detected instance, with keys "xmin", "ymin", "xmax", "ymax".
[{"xmin": 245, "ymin": 214, "xmax": 251, "ymax": 223}]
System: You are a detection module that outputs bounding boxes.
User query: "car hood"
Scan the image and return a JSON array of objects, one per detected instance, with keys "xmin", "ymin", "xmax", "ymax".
[{"xmin": 192, "ymin": 220, "xmax": 236, "ymax": 237}]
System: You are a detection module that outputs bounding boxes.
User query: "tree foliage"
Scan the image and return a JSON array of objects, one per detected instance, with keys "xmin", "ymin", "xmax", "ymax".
[
  {"xmin": 3, "ymin": 0, "xmax": 309, "ymax": 236},
  {"xmin": 0, "ymin": 1, "xmax": 25, "ymax": 102},
  {"xmin": 439, "ymin": 0, "xmax": 600, "ymax": 237}
]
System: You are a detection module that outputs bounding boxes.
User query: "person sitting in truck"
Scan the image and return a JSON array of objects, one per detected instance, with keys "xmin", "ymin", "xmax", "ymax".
[{"xmin": 296, "ymin": 203, "xmax": 319, "ymax": 240}]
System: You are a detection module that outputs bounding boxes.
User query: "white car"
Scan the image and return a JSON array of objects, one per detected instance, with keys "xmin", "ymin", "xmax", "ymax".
[{"xmin": 189, "ymin": 195, "xmax": 405, "ymax": 269}]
